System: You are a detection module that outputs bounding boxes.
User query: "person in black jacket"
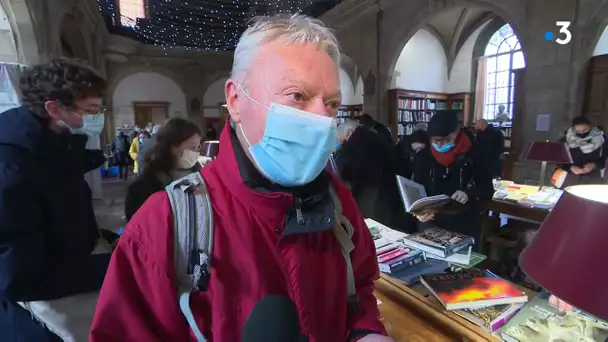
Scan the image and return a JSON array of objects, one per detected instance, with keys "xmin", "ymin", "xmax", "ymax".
[
  {"xmin": 113, "ymin": 131, "xmax": 130, "ymax": 180},
  {"xmin": 475, "ymin": 119, "xmax": 504, "ymax": 179},
  {"xmin": 0, "ymin": 58, "xmax": 112, "ymax": 342},
  {"xmin": 413, "ymin": 111, "xmax": 486, "ymax": 248},
  {"xmin": 557, "ymin": 116, "xmax": 607, "ymax": 186},
  {"xmin": 125, "ymin": 118, "xmax": 203, "ymax": 221}
]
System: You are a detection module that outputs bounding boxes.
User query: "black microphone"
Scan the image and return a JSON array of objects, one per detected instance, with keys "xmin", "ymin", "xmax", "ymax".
[{"xmin": 242, "ymin": 295, "xmax": 304, "ymax": 342}]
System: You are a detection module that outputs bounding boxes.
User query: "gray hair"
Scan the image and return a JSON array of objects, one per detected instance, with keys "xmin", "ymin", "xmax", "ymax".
[{"xmin": 231, "ymin": 14, "xmax": 341, "ymax": 84}]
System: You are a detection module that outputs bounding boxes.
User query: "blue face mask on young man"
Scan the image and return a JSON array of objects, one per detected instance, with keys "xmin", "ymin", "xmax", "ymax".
[
  {"xmin": 432, "ymin": 141, "xmax": 455, "ymax": 153},
  {"xmin": 71, "ymin": 114, "xmax": 105, "ymax": 136},
  {"xmin": 237, "ymin": 86, "xmax": 337, "ymax": 187}
]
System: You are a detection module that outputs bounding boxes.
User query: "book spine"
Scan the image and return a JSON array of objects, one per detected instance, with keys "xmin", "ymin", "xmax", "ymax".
[
  {"xmin": 445, "ymin": 238, "xmax": 475, "ymax": 256},
  {"xmin": 490, "ymin": 309, "xmax": 520, "ymax": 332},
  {"xmin": 378, "ymin": 248, "xmax": 408, "ymax": 263},
  {"xmin": 381, "ymin": 253, "xmax": 425, "ymax": 274}
]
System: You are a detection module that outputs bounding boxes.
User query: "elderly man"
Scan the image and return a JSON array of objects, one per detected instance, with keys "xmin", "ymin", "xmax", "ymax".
[{"xmin": 90, "ymin": 14, "xmax": 390, "ymax": 342}]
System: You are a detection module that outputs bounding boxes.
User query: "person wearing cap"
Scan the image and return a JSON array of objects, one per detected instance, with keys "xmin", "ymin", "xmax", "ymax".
[{"xmin": 413, "ymin": 111, "xmax": 486, "ymax": 245}]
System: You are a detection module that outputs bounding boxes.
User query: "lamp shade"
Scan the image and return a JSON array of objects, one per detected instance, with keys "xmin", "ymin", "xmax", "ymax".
[
  {"xmin": 520, "ymin": 184, "xmax": 608, "ymax": 321},
  {"xmin": 202, "ymin": 140, "xmax": 220, "ymax": 158},
  {"xmin": 519, "ymin": 141, "xmax": 573, "ymax": 163}
]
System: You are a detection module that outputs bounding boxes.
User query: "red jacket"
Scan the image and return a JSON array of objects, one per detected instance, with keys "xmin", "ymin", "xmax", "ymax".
[{"xmin": 90, "ymin": 126, "xmax": 386, "ymax": 341}]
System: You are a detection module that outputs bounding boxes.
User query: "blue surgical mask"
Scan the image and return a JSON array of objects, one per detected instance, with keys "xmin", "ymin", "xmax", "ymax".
[
  {"xmin": 238, "ymin": 88, "xmax": 337, "ymax": 186},
  {"xmin": 432, "ymin": 142, "xmax": 455, "ymax": 153},
  {"xmin": 70, "ymin": 114, "xmax": 105, "ymax": 136}
]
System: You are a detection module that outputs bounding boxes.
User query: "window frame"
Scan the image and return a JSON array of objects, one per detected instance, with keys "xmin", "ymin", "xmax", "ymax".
[{"xmin": 483, "ymin": 24, "xmax": 524, "ymax": 121}]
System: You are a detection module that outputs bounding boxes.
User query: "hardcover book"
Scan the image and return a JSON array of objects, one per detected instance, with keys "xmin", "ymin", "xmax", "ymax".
[
  {"xmin": 403, "ymin": 227, "xmax": 473, "ymax": 258},
  {"xmin": 420, "ymin": 269, "xmax": 528, "ymax": 310}
]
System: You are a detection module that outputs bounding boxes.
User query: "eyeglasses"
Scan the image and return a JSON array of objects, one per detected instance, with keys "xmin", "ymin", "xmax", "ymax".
[{"xmin": 59, "ymin": 103, "xmax": 106, "ymax": 116}]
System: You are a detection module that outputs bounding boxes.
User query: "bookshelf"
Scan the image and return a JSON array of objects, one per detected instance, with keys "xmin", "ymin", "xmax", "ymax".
[
  {"xmin": 448, "ymin": 92, "xmax": 472, "ymax": 126},
  {"xmin": 389, "ymin": 89, "xmax": 472, "ymax": 140},
  {"xmin": 336, "ymin": 104, "xmax": 363, "ymax": 124}
]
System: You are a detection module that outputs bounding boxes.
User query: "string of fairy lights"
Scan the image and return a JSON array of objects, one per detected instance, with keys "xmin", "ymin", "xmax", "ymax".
[{"xmin": 97, "ymin": 0, "xmax": 320, "ymax": 51}]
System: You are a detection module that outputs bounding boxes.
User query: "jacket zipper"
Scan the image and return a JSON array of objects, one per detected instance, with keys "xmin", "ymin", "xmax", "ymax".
[{"xmin": 295, "ymin": 197, "xmax": 305, "ymax": 224}]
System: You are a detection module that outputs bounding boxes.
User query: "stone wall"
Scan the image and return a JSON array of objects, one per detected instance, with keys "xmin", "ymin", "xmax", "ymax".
[{"xmin": 322, "ymin": 0, "xmax": 608, "ymax": 181}]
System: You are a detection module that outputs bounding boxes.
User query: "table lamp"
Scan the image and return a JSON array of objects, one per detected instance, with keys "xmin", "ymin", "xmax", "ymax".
[
  {"xmin": 519, "ymin": 184, "xmax": 608, "ymax": 321},
  {"xmin": 202, "ymin": 140, "xmax": 220, "ymax": 159},
  {"xmin": 519, "ymin": 140, "xmax": 572, "ymax": 189}
]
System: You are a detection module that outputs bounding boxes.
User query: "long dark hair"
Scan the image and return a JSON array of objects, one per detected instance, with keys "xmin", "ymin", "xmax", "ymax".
[{"xmin": 143, "ymin": 118, "xmax": 201, "ymax": 174}]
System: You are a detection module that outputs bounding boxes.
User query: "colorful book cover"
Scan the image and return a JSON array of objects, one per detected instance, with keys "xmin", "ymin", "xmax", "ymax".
[
  {"xmin": 454, "ymin": 303, "xmax": 523, "ymax": 332},
  {"xmin": 500, "ymin": 297, "xmax": 608, "ymax": 342},
  {"xmin": 420, "ymin": 269, "xmax": 527, "ymax": 310}
]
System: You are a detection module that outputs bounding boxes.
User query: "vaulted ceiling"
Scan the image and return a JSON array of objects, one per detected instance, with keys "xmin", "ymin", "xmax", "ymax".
[
  {"xmin": 97, "ymin": 0, "xmax": 341, "ymax": 51},
  {"xmin": 422, "ymin": 6, "xmax": 497, "ymax": 72}
]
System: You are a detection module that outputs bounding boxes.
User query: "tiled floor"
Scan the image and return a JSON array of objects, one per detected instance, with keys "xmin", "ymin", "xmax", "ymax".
[{"xmin": 93, "ymin": 178, "xmax": 130, "ymax": 233}]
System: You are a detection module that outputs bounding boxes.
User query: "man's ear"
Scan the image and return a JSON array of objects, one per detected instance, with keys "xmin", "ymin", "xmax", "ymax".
[
  {"xmin": 44, "ymin": 101, "xmax": 62, "ymax": 120},
  {"xmin": 225, "ymin": 79, "xmax": 241, "ymax": 123}
]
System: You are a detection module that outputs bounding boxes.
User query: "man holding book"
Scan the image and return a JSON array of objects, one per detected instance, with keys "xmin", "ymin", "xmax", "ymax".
[{"xmin": 412, "ymin": 111, "xmax": 486, "ymax": 249}]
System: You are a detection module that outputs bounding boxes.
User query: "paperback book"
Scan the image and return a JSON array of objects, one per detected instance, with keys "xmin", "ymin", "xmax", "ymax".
[{"xmin": 420, "ymin": 269, "xmax": 528, "ymax": 310}]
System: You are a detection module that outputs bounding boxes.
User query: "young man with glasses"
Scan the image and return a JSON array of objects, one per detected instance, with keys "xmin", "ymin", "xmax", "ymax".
[{"xmin": 0, "ymin": 58, "xmax": 112, "ymax": 341}]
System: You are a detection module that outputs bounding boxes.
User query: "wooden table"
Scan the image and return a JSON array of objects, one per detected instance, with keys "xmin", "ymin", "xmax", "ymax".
[
  {"xmin": 375, "ymin": 274, "xmax": 501, "ymax": 341},
  {"xmin": 483, "ymin": 200, "xmax": 548, "ymax": 224}
]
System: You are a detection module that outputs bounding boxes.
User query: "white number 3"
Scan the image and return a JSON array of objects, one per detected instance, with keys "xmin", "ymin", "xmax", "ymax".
[{"xmin": 556, "ymin": 21, "xmax": 572, "ymax": 45}]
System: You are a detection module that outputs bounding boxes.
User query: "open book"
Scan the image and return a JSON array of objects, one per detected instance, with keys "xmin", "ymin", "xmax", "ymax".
[{"xmin": 396, "ymin": 175, "xmax": 460, "ymax": 214}]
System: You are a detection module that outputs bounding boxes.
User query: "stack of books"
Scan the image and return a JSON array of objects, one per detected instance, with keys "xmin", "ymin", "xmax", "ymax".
[
  {"xmin": 420, "ymin": 269, "xmax": 528, "ymax": 333},
  {"xmin": 365, "ymin": 219, "xmax": 485, "ymax": 285}
]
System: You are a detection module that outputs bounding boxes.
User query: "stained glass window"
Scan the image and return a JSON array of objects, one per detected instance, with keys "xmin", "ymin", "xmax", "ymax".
[{"xmin": 483, "ymin": 24, "xmax": 525, "ymax": 120}]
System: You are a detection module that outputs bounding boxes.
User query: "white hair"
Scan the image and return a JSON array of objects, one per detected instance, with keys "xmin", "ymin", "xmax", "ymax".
[{"xmin": 231, "ymin": 14, "xmax": 341, "ymax": 84}]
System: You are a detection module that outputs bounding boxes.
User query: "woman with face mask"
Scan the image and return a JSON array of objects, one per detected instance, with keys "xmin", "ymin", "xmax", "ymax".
[
  {"xmin": 124, "ymin": 118, "xmax": 202, "ymax": 222},
  {"xmin": 556, "ymin": 116, "xmax": 607, "ymax": 186}
]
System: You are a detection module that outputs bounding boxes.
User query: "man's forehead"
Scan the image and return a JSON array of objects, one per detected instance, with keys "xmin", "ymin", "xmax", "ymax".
[{"xmin": 253, "ymin": 43, "xmax": 339, "ymax": 87}]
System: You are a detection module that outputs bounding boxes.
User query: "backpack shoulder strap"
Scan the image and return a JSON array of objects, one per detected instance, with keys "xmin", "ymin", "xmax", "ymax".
[
  {"xmin": 166, "ymin": 172, "xmax": 213, "ymax": 342},
  {"xmin": 328, "ymin": 185, "xmax": 358, "ymax": 312}
]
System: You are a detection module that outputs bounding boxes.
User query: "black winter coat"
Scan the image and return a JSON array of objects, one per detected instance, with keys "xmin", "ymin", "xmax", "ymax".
[{"xmin": 0, "ymin": 106, "xmax": 110, "ymax": 341}]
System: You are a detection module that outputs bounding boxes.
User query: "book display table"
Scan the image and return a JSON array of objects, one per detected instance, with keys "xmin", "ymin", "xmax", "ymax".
[{"xmin": 374, "ymin": 274, "xmax": 534, "ymax": 341}]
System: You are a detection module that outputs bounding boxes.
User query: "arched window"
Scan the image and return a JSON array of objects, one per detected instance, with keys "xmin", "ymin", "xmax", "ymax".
[
  {"xmin": 483, "ymin": 24, "xmax": 525, "ymax": 121},
  {"xmin": 119, "ymin": 0, "xmax": 147, "ymax": 27}
]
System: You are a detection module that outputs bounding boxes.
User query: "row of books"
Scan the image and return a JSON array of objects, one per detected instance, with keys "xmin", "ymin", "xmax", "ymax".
[
  {"xmin": 397, "ymin": 98, "xmax": 448, "ymax": 111},
  {"xmin": 397, "ymin": 110, "xmax": 432, "ymax": 123},
  {"xmin": 366, "ymin": 218, "xmax": 608, "ymax": 340}
]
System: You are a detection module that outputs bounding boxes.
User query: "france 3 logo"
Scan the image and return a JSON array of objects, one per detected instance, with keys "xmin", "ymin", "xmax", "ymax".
[{"xmin": 544, "ymin": 21, "xmax": 572, "ymax": 45}]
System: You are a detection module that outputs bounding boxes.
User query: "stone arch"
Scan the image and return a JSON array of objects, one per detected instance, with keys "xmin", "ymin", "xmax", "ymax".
[
  {"xmin": 106, "ymin": 65, "xmax": 188, "ymax": 104},
  {"xmin": 383, "ymin": 0, "xmax": 525, "ymax": 91},
  {"xmin": 202, "ymin": 76, "xmax": 229, "ymax": 119},
  {"xmin": 59, "ymin": 13, "xmax": 90, "ymax": 61},
  {"xmin": 111, "ymin": 71, "xmax": 188, "ymax": 127},
  {"xmin": 469, "ymin": 16, "xmax": 510, "ymax": 92},
  {"xmin": 339, "ymin": 53, "xmax": 362, "ymax": 91},
  {"xmin": 0, "ymin": 0, "xmax": 39, "ymax": 64}
]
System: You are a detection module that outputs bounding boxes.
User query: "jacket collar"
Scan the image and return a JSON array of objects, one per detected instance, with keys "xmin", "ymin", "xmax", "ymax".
[{"xmin": 208, "ymin": 121, "xmax": 330, "ymax": 217}]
